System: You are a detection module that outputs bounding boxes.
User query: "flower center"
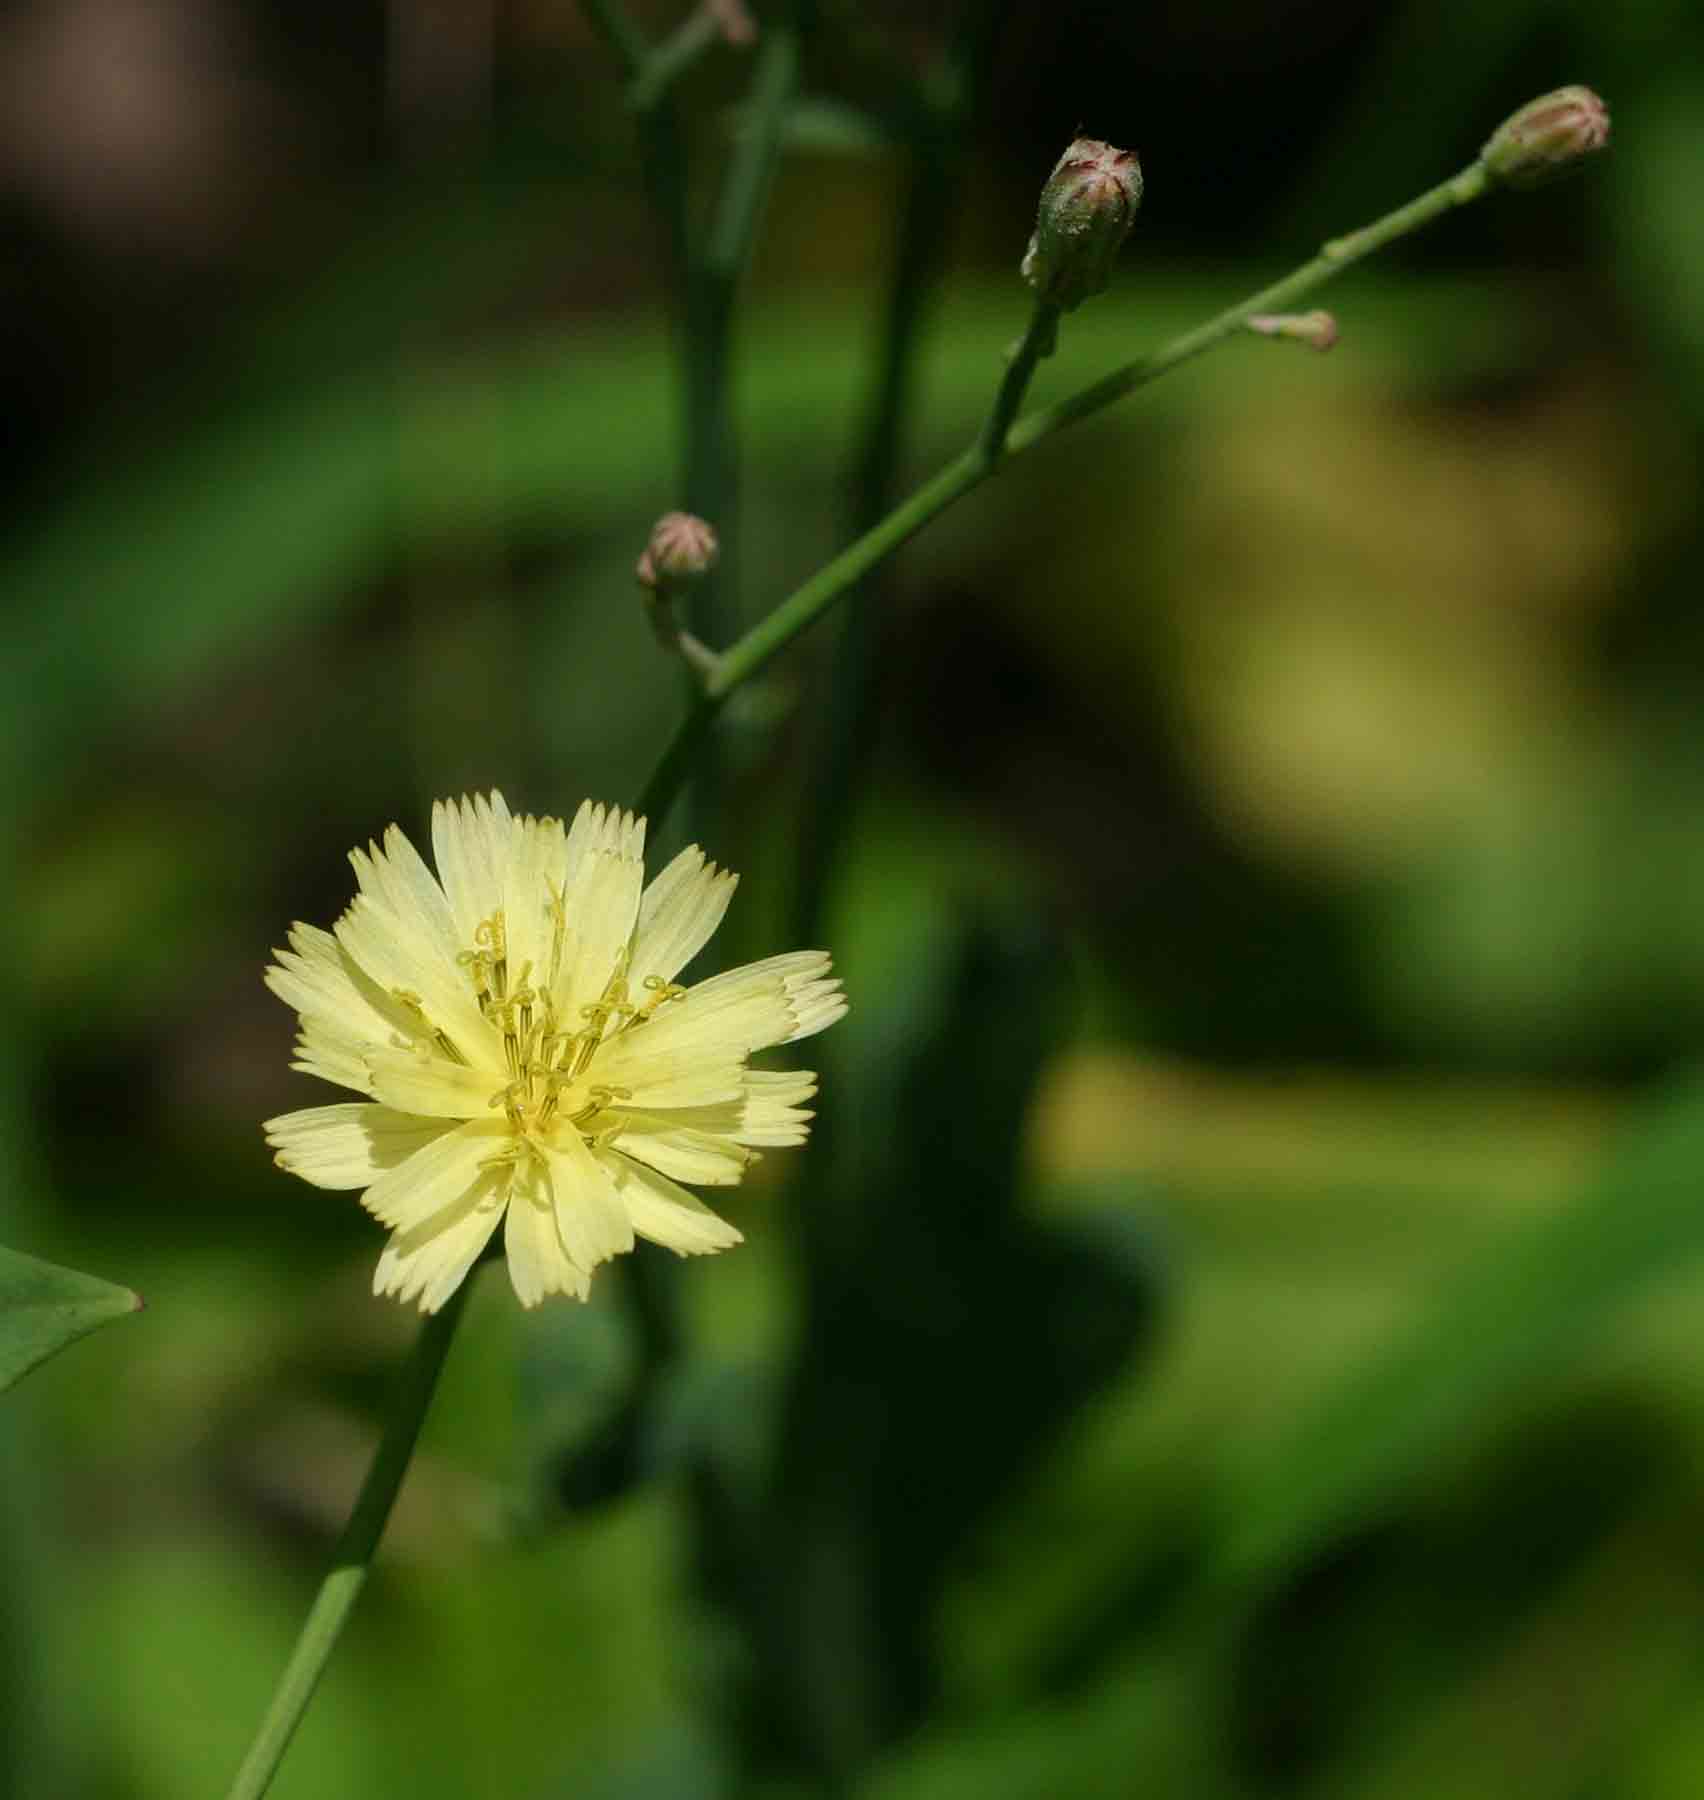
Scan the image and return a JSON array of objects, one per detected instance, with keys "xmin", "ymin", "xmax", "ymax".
[{"xmin": 444, "ymin": 906, "xmax": 680, "ymax": 1140}]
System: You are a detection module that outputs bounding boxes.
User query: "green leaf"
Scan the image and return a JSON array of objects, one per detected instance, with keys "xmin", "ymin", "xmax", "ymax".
[{"xmin": 0, "ymin": 1245, "xmax": 142, "ymax": 1394}]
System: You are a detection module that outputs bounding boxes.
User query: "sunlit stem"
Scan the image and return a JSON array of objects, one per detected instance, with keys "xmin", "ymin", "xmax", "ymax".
[{"xmin": 224, "ymin": 1281, "xmax": 472, "ymax": 1800}]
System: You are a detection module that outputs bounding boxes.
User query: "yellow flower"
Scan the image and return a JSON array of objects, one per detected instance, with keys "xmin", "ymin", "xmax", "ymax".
[{"xmin": 263, "ymin": 793, "xmax": 845, "ymax": 1311}]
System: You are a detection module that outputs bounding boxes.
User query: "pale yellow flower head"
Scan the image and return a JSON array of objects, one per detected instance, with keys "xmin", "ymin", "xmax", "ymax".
[{"xmin": 264, "ymin": 793, "xmax": 846, "ymax": 1311}]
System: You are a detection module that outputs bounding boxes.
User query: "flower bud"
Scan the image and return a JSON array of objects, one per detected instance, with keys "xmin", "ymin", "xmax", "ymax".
[
  {"xmin": 1247, "ymin": 310, "xmax": 1339, "ymax": 352},
  {"xmin": 1481, "ymin": 86, "xmax": 1609, "ymax": 188},
  {"xmin": 1021, "ymin": 137, "xmax": 1143, "ymax": 312},
  {"xmin": 636, "ymin": 512, "xmax": 719, "ymax": 591}
]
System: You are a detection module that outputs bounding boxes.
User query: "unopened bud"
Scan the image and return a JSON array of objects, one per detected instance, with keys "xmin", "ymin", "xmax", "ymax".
[
  {"xmin": 1247, "ymin": 310, "xmax": 1339, "ymax": 352},
  {"xmin": 636, "ymin": 512, "xmax": 719, "ymax": 591},
  {"xmin": 1021, "ymin": 137, "xmax": 1143, "ymax": 312},
  {"xmin": 1481, "ymin": 86, "xmax": 1609, "ymax": 188}
]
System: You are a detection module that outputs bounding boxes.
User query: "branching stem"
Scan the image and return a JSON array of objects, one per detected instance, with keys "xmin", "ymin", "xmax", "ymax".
[{"xmin": 641, "ymin": 160, "xmax": 1495, "ymax": 829}]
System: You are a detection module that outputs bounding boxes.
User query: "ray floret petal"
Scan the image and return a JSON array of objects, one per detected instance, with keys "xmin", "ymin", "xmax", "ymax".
[{"xmin": 264, "ymin": 792, "xmax": 845, "ymax": 1310}]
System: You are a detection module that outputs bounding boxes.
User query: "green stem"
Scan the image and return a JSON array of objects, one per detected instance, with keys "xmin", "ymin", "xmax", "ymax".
[
  {"xmin": 225, "ymin": 1281, "xmax": 472, "ymax": 1800},
  {"xmin": 627, "ymin": 2, "xmax": 810, "ymax": 1517},
  {"xmin": 792, "ymin": 5, "xmax": 999, "ymax": 940},
  {"xmin": 1010, "ymin": 164, "xmax": 1489, "ymax": 454},
  {"xmin": 637, "ymin": 160, "xmax": 1494, "ymax": 831},
  {"xmin": 684, "ymin": 8, "xmax": 808, "ymax": 648},
  {"xmin": 706, "ymin": 18, "xmax": 804, "ymax": 286},
  {"xmin": 578, "ymin": 0, "xmax": 650, "ymax": 75},
  {"xmin": 629, "ymin": 7, "xmax": 723, "ymax": 115},
  {"xmin": 977, "ymin": 298, "xmax": 1060, "ymax": 464},
  {"xmin": 623, "ymin": 14, "xmax": 809, "ymax": 1403},
  {"xmin": 674, "ymin": 3, "xmax": 810, "ymax": 839},
  {"xmin": 639, "ymin": 105, "xmax": 693, "ymax": 290},
  {"xmin": 585, "ymin": 0, "xmax": 692, "ymax": 365},
  {"xmin": 788, "ymin": 198, "xmax": 939, "ymax": 936},
  {"xmin": 710, "ymin": 448, "xmax": 980, "ymax": 701},
  {"xmin": 637, "ymin": 697, "xmax": 718, "ymax": 822}
]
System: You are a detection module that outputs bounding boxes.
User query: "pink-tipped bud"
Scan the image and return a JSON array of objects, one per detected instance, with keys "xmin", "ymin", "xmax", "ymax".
[
  {"xmin": 1247, "ymin": 310, "xmax": 1339, "ymax": 353},
  {"xmin": 636, "ymin": 512, "xmax": 719, "ymax": 590},
  {"xmin": 1481, "ymin": 86, "xmax": 1609, "ymax": 188},
  {"xmin": 1021, "ymin": 137, "xmax": 1143, "ymax": 312}
]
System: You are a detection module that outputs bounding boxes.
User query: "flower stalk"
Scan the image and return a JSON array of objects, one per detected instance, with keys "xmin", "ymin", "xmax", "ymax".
[
  {"xmin": 686, "ymin": 9, "xmax": 806, "ymax": 659},
  {"xmin": 792, "ymin": 0, "xmax": 1002, "ymax": 942},
  {"xmin": 226, "ymin": 1281, "xmax": 471, "ymax": 1800},
  {"xmin": 639, "ymin": 512, "xmax": 725, "ymax": 683},
  {"xmin": 982, "ymin": 136, "xmax": 1142, "ymax": 464},
  {"xmin": 979, "ymin": 299, "xmax": 1063, "ymax": 465}
]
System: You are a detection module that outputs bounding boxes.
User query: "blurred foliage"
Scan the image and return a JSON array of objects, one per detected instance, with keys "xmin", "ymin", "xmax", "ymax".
[{"xmin": 6, "ymin": 1, "xmax": 1704, "ymax": 1798}]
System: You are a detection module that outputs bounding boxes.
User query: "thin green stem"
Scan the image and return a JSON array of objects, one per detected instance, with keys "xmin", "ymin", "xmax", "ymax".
[
  {"xmin": 791, "ymin": 1, "xmax": 1000, "ymax": 941},
  {"xmin": 637, "ymin": 697, "xmax": 718, "ymax": 822},
  {"xmin": 629, "ymin": 8, "xmax": 723, "ymax": 115},
  {"xmin": 1010, "ymin": 164, "xmax": 1489, "ymax": 455},
  {"xmin": 639, "ymin": 107, "xmax": 694, "ymax": 281},
  {"xmin": 705, "ymin": 18, "xmax": 804, "ymax": 285},
  {"xmin": 977, "ymin": 298, "xmax": 1061, "ymax": 464},
  {"xmin": 585, "ymin": 0, "xmax": 691, "ymax": 326},
  {"xmin": 578, "ymin": 0, "xmax": 650, "ymax": 76},
  {"xmin": 790, "ymin": 192, "xmax": 945, "ymax": 937},
  {"xmin": 628, "ymin": 0, "xmax": 810, "ymax": 1520},
  {"xmin": 637, "ymin": 159, "xmax": 1496, "ymax": 830},
  {"xmin": 674, "ymin": 2, "xmax": 811, "ymax": 838},
  {"xmin": 708, "ymin": 448, "xmax": 980, "ymax": 701},
  {"xmin": 683, "ymin": 6, "xmax": 808, "ymax": 646},
  {"xmin": 225, "ymin": 1281, "xmax": 472, "ymax": 1800}
]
